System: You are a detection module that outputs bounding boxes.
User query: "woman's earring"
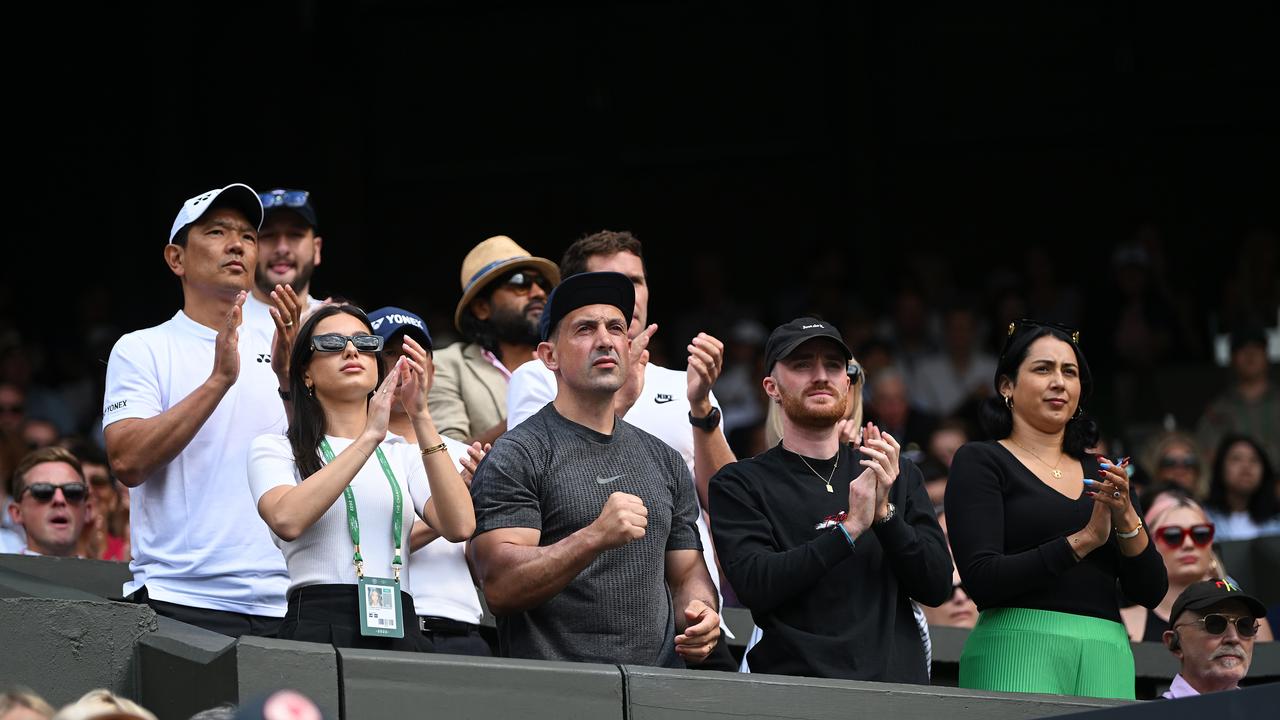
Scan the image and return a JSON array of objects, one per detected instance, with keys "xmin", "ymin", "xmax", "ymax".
[
  {"xmin": 1004, "ymin": 395, "xmax": 1013, "ymax": 409},
  {"xmin": 1072, "ymin": 406, "xmax": 1083, "ymax": 420},
  {"xmin": 307, "ymin": 385, "xmax": 315, "ymax": 398}
]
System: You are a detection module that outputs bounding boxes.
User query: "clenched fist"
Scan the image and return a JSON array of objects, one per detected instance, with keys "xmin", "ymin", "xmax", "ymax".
[{"xmin": 589, "ymin": 492, "xmax": 648, "ymax": 550}]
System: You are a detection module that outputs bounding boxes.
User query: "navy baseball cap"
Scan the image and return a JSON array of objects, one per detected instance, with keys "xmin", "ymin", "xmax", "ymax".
[
  {"xmin": 764, "ymin": 317, "xmax": 852, "ymax": 373},
  {"xmin": 259, "ymin": 188, "xmax": 320, "ymax": 231},
  {"xmin": 368, "ymin": 306, "xmax": 433, "ymax": 349},
  {"xmin": 538, "ymin": 271, "xmax": 634, "ymax": 342}
]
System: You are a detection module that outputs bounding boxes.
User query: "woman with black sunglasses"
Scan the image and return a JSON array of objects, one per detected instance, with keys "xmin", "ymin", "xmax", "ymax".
[
  {"xmin": 945, "ymin": 320, "xmax": 1167, "ymax": 699},
  {"xmin": 1120, "ymin": 494, "xmax": 1274, "ymax": 643},
  {"xmin": 247, "ymin": 304, "xmax": 475, "ymax": 651}
]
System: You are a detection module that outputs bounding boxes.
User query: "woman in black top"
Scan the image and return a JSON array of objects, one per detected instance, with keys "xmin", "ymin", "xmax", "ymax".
[{"xmin": 945, "ymin": 319, "xmax": 1166, "ymax": 699}]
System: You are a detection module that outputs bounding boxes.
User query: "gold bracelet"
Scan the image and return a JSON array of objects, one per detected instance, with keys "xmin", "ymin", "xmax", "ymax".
[
  {"xmin": 420, "ymin": 442, "xmax": 448, "ymax": 457},
  {"xmin": 1115, "ymin": 519, "xmax": 1143, "ymax": 540}
]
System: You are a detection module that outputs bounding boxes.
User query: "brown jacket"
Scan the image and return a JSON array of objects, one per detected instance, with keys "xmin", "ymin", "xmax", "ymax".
[{"xmin": 428, "ymin": 341, "xmax": 508, "ymax": 442}]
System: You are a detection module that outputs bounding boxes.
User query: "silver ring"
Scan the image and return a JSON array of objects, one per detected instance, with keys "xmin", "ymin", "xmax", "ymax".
[
  {"xmin": 1113, "ymin": 491, "xmax": 1121, "ymax": 499},
  {"xmin": 282, "ymin": 321, "xmax": 294, "ymax": 327}
]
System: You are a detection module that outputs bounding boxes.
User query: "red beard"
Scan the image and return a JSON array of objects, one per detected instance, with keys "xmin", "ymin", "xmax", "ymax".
[{"xmin": 779, "ymin": 382, "xmax": 848, "ymax": 430}]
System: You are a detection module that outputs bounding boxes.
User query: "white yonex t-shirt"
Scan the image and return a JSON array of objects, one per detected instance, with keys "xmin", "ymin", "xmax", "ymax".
[
  {"xmin": 103, "ymin": 310, "xmax": 289, "ymax": 615},
  {"xmin": 248, "ymin": 434, "xmax": 431, "ymax": 593},
  {"xmin": 506, "ymin": 358, "xmax": 730, "ymax": 631},
  {"xmin": 385, "ymin": 433, "xmax": 485, "ymax": 625}
]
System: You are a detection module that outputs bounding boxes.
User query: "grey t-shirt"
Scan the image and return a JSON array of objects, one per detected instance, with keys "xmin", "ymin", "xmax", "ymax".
[{"xmin": 471, "ymin": 403, "xmax": 702, "ymax": 667}]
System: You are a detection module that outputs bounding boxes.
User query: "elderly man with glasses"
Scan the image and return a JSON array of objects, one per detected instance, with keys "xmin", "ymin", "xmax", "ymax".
[
  {"xmin": 6, "ymin": 446, "xmax": 92, "ymax": 557},
  {"xmin": 1162, "ymin": 578, "xmax": 1267, "ymax": 699}
]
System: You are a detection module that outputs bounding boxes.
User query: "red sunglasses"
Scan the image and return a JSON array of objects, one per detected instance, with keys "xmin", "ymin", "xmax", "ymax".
[{"xmin": 1154, "ymin": 523, "xmax": 1215, "ymax": 548}]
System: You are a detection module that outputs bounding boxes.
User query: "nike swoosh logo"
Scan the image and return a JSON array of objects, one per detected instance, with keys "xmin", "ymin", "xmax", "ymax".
[
  {"xmin": 596, "ymin": 475, "xmax": 623, "ymax": 484},
  {"xmin": 654, "ymin": 397, "xmax": 674, "ymax": 404}
]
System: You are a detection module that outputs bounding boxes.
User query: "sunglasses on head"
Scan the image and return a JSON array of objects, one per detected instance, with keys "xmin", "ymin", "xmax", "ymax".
[
  {"xmin": 258, "ymin": 189, "xmax": 310, "ymax": 209},
  {"xmin": 1155, "ymin": 523, "xmax": 1215, "ymax": 548},
  {"xmin": 500, "ymin": 271, "xmax": 553, "ymax": 294},
  {"xmin": 19, "ymin": 482, "xmax": 88, "ymax": 504},
  {"xmin": 1159, "ymin": 456, "xmax": 1199, "ymax": 469},
  {"xmin": 1000, "ymin": 318, "xmax": 1081, "ymax": 357},
  {"xmin": 311, "ymin": 333, "xmax": 384, "ymax": 353},
  {"xmin": 1179, "ymin": 613, "xmax": 1260, "ymax": 638}
]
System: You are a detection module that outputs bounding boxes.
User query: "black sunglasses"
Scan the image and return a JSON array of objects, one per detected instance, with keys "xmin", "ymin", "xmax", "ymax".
[
  {"xmin": 311, "ymin": 333, "xmax": 384, "ymax": 353},
  {"xmin": 1159, "ymin": 456, "xmax": 1199, "ymax": 469},
  {"xmin": 1001, "ymin": 318, "xmax": 1081, "ymax": 357},
  {"xmin": 259, "ymin": 189, "xmax": 310, "ymax": 209},
  {"xmin": 1179, "ymin": 613, "xmax": 1260, "ymax": 638},
  {"xmin": 19, "ymin": 482, "xmax": 88, "ymax": 504},
  {"xmin": 948, "ymin": 581, "xmax": 966, "ymax": 602},
  {"xmin": 1155, "ymin": 523, "xmax": 1215, "ymax": 548},
  {"xmin": 501, "ymin": 271, "xmax": 553, "ymax": 294}
]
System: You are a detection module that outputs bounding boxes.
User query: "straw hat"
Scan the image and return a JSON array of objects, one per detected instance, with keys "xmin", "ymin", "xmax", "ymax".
[{"xmin": 454, "ymin": 235, "xmax": 560, "ymax": 331}]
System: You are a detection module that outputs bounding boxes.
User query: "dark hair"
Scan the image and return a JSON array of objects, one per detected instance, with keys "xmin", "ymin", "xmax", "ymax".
[
  {"xmin": 977, "ymin": 322, "xmax": 1098, "ymax": 457},
  {"xmin": 458, "ymin": 307, "xmax": 500, "ymax": 355},
  {"xmin": 559, "ymin": 230, "xmax": 645, "ymax": 278},
  {"xmin": 286, "ymin": 304, "xmax": 386, "ymax": 480},
  {"xmin": 1205, "ymin": 433, "xmax": 1278, "ymax": 523}
]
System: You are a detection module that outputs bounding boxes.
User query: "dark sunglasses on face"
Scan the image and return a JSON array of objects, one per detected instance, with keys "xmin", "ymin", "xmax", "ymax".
[
  {"xmin": 948, "ymin": 582, "xmax": 966, "ymax": 601},
  {"xmin": 501, "ymin": 271, "xmax": 553, "ymax": 294},
  {"xmin": 311, "ymin": 333, "xmax": 384, "ymax": 353},
  {"xmin": 1179, "ymin": 613, "xmax": 1260, "ymax": 638},
  {"xmin": 259, "ymin": 189, "xmax": 310, "ymax": 209},
  {"xmin": 1159, "ymin": 456, "xmax": 1199, "ymax": 469},
  {"xmin": 1155, "ymin": 523, "xmax": 1215, "ymax": 548},
  {"xmin": 19, "ymin": 482, "xmax": 88, "ymax": 504}
]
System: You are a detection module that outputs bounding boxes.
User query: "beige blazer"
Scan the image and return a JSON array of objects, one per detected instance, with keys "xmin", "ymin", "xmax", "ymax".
[{"xmin": 428, "ymin": 341, "xmax": 509, "ymax": 442}]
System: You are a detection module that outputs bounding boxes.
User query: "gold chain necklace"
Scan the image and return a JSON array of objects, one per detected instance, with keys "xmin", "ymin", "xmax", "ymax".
[
  {"xmin": 796, "ymin": 450, "xmax": 839, "ymax": 493},
  {"xmin": 1010, "ymin": 438, "xmax": 1064, "ymax": 479}
]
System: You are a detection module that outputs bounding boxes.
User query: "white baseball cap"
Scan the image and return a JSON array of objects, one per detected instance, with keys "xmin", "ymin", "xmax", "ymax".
[{"xmin": 167, "ymin": 182, "xmax": 264, "ymax": 244}]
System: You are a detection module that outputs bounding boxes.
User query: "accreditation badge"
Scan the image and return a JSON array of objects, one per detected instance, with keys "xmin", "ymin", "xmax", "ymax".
[{"xmin": 357, "ymin": 576, "xmax": 404, "ymax": 638}]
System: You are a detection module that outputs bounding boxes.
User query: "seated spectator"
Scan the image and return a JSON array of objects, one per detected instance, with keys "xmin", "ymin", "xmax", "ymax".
[
  {"xmin": 6, "ymin": 447, "xmax": 91, "ymax": 557},
  {"xmin": 1142, "ymin": 431, "xmax": 1207, "ymax": 500},
  {"xmin": 920, "ymin": 513, "xmax": 977, "ymax": 629},
  {"xmin": 917, "ymin": 456, "xmax": 948, "ymax": 515},
  {"xmin": 1203, "ymin": 434, "xmax": 1280, "ymax": 541},
  {"xmin": 0, "ymin": 382, "xmax": 24, "ymax": 436},
  {"xmin": 1122, "ymin": 494, "xmax": 1273, "ymax": 642},
  {"xmin": 910, "ymin": 303, "xmax": 996, "ymax": 419},
  {"xmin": 51, "ymin": 690, "xmax": 155, "ymax": 720},
  {"xmin": 20, "ymin": 420, "xmax": 59, "ymax": 450},
  {"xmin": 1161, "ymin": 579, "xmax": 1267, "ymax": 699},
  {"xmin": 926, "ymin": 417, "xmax": 969, "ymax": 469},
  {"xmin": 864, "ymin": 367, "xmax": 937, "ymax": 459},
  {"xmin": 0, "ymin": 688, "xmax": 54, "ymax": 720},
  {"xmin": 1197, "ymin": 322, "xmax": 1279, "ymax": 469},
  {"xmin": 63, "ymin": 439, "xmax": 129, "ymax": 562}
]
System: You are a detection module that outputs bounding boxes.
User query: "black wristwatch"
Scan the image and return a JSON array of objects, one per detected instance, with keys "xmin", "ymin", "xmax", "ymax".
[
  {"xmin": 277, "ymin": 387, "xmax": 291, "ymax": 401},
  {"xmin": 688, "ymin": 406, "xmax": 721, "ymax": 431}
]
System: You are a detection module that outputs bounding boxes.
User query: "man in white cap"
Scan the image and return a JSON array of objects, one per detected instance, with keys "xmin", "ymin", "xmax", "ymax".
[
  {"xmin": 429, "ymin": 235, "xmax": 560, "ymax": 446},
  {"xmin": 102, "ymin": 183, "xmax": 289, "ymax": 636}
]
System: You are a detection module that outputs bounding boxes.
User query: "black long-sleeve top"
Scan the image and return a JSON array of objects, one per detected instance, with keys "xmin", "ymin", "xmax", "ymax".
[
  {"xmin": 709, "ymin": 444, "xmax": 952, "ymax": 682},
  {"xmin": 945, "ymin": 441, "xmax": 1167, "ymax": 622}
]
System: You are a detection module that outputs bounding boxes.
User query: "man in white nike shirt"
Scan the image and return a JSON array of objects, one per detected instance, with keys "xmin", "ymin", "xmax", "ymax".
[{"xmin": 506, "ymin": 230, "xmax": 739, "ymax": 669}]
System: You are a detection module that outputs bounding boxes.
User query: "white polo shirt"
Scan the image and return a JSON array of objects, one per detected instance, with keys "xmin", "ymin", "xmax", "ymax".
[
  {"xmin": 507, "ymin": 358, "xmax": 729, "ymax": 632},
  {"xmin": 103, "ymin": 310, "xmax": 289, "ymax": 616},
  {"xmin": 241, "ymin": 293, "xmax": 326, "ymax": 333}
]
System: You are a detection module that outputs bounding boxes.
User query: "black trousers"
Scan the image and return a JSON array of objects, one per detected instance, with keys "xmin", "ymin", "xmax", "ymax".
[
  {"xmin": 281, "ymin": 583, "xmax": 431, "ymax": 653},
  {"xmin": 417, "ymin": 615, "xmax": 494, "ymax": 656},
  {"xmin": 131, "ymin": 586, "xmax": 281, "ymax": 639}
]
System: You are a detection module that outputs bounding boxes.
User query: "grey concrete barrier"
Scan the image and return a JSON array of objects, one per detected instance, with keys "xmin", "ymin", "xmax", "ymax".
[
  {"xmin": 338, "ymin": 648, "xmax": 625, "ymax": 720},
  {"xmin": 0, "ymin": 554, "xmax": 132, "ymax": 599},
  {"xmin": 0, "ymin": 597, "xmax": 156, "ymax": 707},
  {"xmin": 235, "ymin": 636, "xmax": 340, "ymax": 720},
  {"xmin": 621, "ymin": 665, "xmax": 1127, "ymax": 720},
  {"xmin": 135, "ymin": 616, "xmax": 236, "ymax": 719}
]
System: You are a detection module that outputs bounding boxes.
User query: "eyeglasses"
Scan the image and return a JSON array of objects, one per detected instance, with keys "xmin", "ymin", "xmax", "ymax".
[
  {"xmin": 500, "ymin": 271, "xmax": 553, "ymax": 295},
  {"xmin": 311, "ymin": 333, "xmax": 384, "ymax": 353},
  {"xmin": 1001, "ymin": 318, "xmax": 1081, "ymax": 357},
  {"xmin": 1177, "ymin": 613, "xmax": 1260, "ymax": 638},
  {"xmin": 1159, "ymin": 456, "xmax": 1199, "ymax": 469},
  {"xmin": 259, "ymin": 189, "xmax": 310, "ymax": 209},
  {"xmin": 1155, "ymin": 523, "xmax": 1215, "ymax": 548},
  {"xmin": 18, "ymin": 482, "xmax": 88, "ymax": 504}
]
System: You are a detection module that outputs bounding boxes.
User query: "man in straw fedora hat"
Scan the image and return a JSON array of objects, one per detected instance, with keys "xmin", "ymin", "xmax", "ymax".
[{"xmin": 429, "ymin": 235, "xmax": 560, "ymax": 446}]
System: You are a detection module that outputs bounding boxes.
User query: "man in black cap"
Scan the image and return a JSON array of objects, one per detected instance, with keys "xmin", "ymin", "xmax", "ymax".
[
  {"xmin": 467, "ymin": 271, "xmax": 719, "ymax": 667},
  {"xmin": 1161, "ymin": 578, "xmax": 1266, "ymax": 699},
  {"xmin": 1197, "ymin": 321, "xmax": 1278, "ymax": 467},
  {"xmin": 246, "ymin": 188, "xmax": 325, "ymax": 323},
  {"xmin": 709, "ymin": 316, "xmax": 951, "ymax": 682}
]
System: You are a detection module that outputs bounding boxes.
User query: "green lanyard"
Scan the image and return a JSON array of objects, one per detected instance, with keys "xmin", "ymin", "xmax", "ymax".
[{"xmin": 318, "ymin": 438, "xmax": 403, "ymax": 582}]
